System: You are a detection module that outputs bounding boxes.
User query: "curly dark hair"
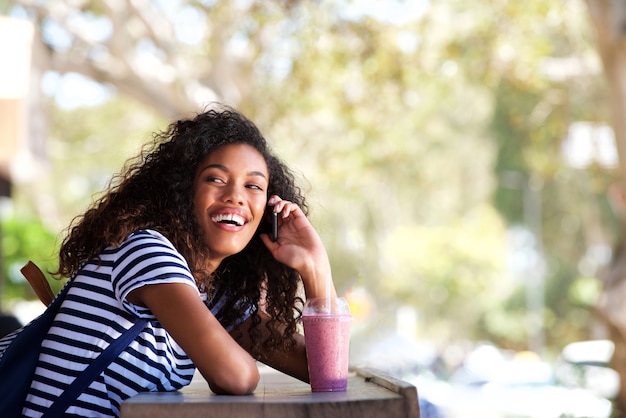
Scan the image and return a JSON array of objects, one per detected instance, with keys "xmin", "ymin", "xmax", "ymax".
[{"xmin": 55, "ymin": 104, "xmax": 307, "ymax": 356}]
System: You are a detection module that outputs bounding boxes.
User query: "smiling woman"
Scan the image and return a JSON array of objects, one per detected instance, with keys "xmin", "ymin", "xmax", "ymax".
[{"xmin": 0, "ymin": 103, "xmax": 337, "ymax": 417}]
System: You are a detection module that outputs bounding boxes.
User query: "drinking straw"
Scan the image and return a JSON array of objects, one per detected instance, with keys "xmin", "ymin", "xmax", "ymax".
[{"xmin": 326, "ymin": 273, "xmax": 331, "ymax": 312}]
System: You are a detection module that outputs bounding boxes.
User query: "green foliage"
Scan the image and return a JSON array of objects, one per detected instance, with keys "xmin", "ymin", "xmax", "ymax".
[
  {"xmin": 488, "ymin": 72, "xmax": 618, "ymax": 349},
  {"xmin": 0, "ymin": 217, "xmax": 61, "ymax": 303},
  {"xmin": 377, "ymin": 205, "xmax": 508, "ymax": 341},
  {"xmin": 0, "ymin": 0, "xmax": 11, "ymax": 14}
]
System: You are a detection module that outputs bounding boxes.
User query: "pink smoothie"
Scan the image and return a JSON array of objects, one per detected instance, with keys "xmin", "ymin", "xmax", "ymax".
[{"xmin": 302, "ymin": 314, "xmax": 351, "ymax": 392}]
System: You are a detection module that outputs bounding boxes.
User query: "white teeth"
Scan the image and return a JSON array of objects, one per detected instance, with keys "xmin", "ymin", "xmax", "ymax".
[{"xmin": 211, "ymin": 213, "xmax": 245, "ymax": 226}]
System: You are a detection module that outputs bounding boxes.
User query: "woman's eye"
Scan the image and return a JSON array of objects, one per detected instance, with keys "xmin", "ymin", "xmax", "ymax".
[
  {"xmin": 206, "ymin": 176, "xmax": 224, "ymax": 184},
  {"xmin": 247, "ymin": 184, "xmax": 264, "ymax": 191}
]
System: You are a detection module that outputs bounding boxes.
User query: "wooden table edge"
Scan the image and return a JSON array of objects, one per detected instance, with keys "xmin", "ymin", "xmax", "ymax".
[
  {"xmin": 120, "ymin": 366, "xmax": 421, "ymax": 418},
  {"xmin": 353, "ymin": 367, "xmax": 421, "ymax": 418}
]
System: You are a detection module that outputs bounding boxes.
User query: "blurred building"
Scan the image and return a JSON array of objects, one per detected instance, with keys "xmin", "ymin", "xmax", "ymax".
[{"xmin": 0, "ymin": 16, "xmax": 43, "ymax": 193}]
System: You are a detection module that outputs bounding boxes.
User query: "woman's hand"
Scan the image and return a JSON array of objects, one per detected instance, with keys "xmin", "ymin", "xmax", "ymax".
[{"xmin": 260, "ymin": 195, "xmax": 336, "ymax": 299}]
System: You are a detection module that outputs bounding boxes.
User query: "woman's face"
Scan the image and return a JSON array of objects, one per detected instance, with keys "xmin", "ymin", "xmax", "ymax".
[{"xmin": 193, "ymin": 144, "xmax": 269, "ymax": 267}]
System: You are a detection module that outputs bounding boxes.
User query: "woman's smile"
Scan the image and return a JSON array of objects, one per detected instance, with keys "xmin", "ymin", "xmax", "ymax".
[{"xmin": 211, "ymin": 209, "xmax": 248, "ymax": 229}]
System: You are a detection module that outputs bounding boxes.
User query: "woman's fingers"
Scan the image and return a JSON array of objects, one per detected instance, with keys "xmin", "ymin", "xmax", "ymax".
[{"xmin": 268, "ymin": 195, "xmax": 297, "ymax": 218}]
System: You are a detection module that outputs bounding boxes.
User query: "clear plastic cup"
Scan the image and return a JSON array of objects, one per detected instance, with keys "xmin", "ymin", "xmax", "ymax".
[{"xmin": 302, "ymin": 297, "xmax": 352, "ymax": 392}]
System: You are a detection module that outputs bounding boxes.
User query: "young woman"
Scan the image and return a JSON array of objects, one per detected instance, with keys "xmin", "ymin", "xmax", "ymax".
[{"xmin": 0, "ymin": 105, "xmax": 336, "ymax": 417}]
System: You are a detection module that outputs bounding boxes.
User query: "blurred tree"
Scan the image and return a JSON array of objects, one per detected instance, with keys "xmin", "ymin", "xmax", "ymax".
[
  {"xmin": 5, "ymin": 0, "xmax": 505, "ymax": 338},
  {"xmin": 419, "ymin": 0, "xmax": 617, "ymax": 355},
  {"xmin": 9, "ymin": 0, "xmax": 256, "ymax": 118}
]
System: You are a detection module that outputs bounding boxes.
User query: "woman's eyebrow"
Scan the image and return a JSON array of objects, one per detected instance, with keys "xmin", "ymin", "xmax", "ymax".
[
  {"xmin": 201, "ymin": 164, "xmax": 267, "ymax": 180},
  {"xmin": 201, "ymin": 163, "xmax": 227, "ymax": 172},
  {"xmin": 249, "ymin": 170, "xmax": 268, "ymax": 180}
]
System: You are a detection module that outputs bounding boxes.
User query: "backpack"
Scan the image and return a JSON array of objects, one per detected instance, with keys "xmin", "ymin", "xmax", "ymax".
[{"xmin": 0, "ymin": 261, "xmax": 146, "ymax": 417}]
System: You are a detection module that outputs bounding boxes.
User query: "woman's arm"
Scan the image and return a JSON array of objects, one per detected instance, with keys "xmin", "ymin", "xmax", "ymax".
[
  {"xmin": 231, "ymin": 311, "xmax": 309, "ymax": 383},
  {"xmin": 127, "ymin": 283, "xmax": 260, "ymax": 395}
]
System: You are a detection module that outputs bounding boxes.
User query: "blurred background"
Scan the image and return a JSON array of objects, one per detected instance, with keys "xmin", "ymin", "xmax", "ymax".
[{"xmin": 0, "ymin": 0, "xmax": 624, "ymax": 416}]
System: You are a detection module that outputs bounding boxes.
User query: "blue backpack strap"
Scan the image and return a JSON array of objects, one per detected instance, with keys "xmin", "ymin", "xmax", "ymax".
[
  {"xmin": 0, "ymin": 279, "xmax": 71, "ymax": 417},
  {"xmin": 42, "ymin": 318, "xmax": 148, "ymax": 417}
]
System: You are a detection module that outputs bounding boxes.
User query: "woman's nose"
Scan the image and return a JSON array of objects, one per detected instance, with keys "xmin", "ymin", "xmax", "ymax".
[{"xmin": 221, "ymin": 184, "xmax": 244, "ymax": 204}]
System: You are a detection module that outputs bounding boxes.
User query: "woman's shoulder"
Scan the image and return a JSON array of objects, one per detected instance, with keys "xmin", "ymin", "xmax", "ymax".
[
  {"xmin": 116, "ymin": 229, "xmax": 179, "ymax": 254},
  {"xmin": 110, "ymin": 229, "xmax": 189, "ymax": 270},
  {"xmin": 125, "ymin": 229, "xmax": 173, "ymax": 245},
  {"xmin": 109, "ymin": 229, "xmax": 196, "ymax": 299}
]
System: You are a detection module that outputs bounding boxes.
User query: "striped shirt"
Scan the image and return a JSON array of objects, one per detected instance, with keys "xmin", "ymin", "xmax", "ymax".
[{"xmin": 0, "ymin": 229, "xmax": 248, "ymax": 417}]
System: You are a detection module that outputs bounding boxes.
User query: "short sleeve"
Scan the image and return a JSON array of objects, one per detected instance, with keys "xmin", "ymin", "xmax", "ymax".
[{"xmin": 111, "ymin": 230, "xmax": 199, "ymax": 318}]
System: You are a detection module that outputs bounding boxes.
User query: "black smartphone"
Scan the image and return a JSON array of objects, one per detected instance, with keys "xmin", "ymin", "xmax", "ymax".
[{"xmin": 271, "ymin": 211, "xmax": 278, "ymax": 242}]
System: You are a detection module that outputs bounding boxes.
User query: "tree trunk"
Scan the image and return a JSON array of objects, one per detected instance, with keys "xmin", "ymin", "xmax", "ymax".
[{"xmin": 586, "ymin": 0, "xmax": 626, "ymax": 414}]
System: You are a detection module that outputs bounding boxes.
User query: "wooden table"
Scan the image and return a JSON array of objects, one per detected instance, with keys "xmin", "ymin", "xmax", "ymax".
[{"xmin": 120, "ymin": 366, "xmax": 420, "ymax": 418}]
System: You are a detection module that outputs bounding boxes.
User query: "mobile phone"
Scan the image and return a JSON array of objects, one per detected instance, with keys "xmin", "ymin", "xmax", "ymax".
[{"xmin": 271, "ymin": 211, "xmax": 278, "ymax": 242}]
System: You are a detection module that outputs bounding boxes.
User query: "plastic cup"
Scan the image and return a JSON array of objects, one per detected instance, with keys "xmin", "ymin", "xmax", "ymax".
[{"xmin": 302, "ymin": 297, "xmax": 352, "ymax": 392}]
